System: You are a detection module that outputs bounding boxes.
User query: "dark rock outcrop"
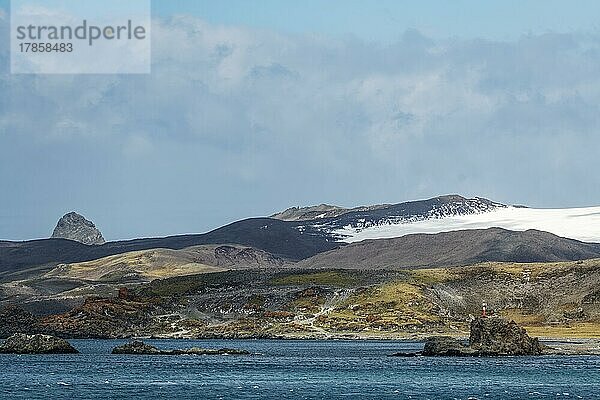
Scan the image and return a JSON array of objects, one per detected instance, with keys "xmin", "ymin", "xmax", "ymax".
[
  {"xmin": 271, "ymin": 204, "xmax": 349, "ymax": 221},
  {"xmin": 0, "ymin": 306, "xmax": 40, "ymax": 338},
  {"xmin": 213, "ymin": 245, "xmax": 287, "ymax": 268},
  {"xmin": 111, "ymin": 340, "xmax": 250, "ymax": 355},
  {"xmin": 0, "ymin": 333, "xmax": 78, "ymax": 354},
  {"xmin": 111, "ymin": 340, "xmax": 161, "ymax": 354},
  {"xmin": 425, "ymin": 317, "xmax": 544, "ymax": 356},
  {"xmin": 469, "ymin": 317, "xmax": 544, "ymax": 356},
  {"xmin": 422, "ymin": 336, "xmax": 477, "ymax": 356},
  {"xmin": 392, "ymin": 317, "xmax": 545, "ymax": 357},
  {"xmin": 51, "ymin": 212, "xmax": 105, "ymax": 245},
  {"xmin": 40, "ymin": 297, "xmax": 159, "ymax": 339}
]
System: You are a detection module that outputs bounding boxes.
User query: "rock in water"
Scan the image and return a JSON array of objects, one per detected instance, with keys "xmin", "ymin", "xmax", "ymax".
[
  {"xmin": 418, "ymin": 317, "xmax": 544, "ymax": 357},
  {"xmin": 469, "ymin": 317, "xmax": 544, "ymax": 356},
  {"xmin": 180, "ymin": 347, "xmax": 251, "ymax": 355},
  {"xmin": 112, "ymin": 340, "xmax": 162, "ymax": 354},
  {"xmin": 0, "ymin": 333, "xmax": 79, "ymax": 354},
  {"xmin": 51, "ymin": 212, "xmax": 105, "ymax": 245},
  {"xmin": 422, "ymin": 336, "xmax": 477, "ymax": 356},
  {"xmin": 111, "ymin": 340, "xmax": 250, "ymax": 355}
]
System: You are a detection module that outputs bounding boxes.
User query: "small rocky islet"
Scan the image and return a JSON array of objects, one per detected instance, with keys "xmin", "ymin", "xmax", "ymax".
[
  {"xmin": 392, "ymin": 317, "xmax": 545, "ymax": 357},
  {"xmin": 0, "ymin": 333, "xmax": 250, "ymax": 355},
  {"xmin": 111, "ymin": 340, "xmax": 251, "ymax": 355},
  {"xmin": 0, "ymin": 333, "xmax": 79, "ymax": 354}
]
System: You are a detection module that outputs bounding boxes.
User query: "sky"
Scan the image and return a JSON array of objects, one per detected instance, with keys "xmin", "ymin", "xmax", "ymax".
[
  {"xmin": 152, "ymin": 0, "xmax": 600, "ymax": 42},
  {"xmin": 1, "ymin": 1, "xmax": 600, "ymax": 241}
]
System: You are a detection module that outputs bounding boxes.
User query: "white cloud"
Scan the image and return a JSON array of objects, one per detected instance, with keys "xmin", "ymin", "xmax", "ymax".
[
  {"xmin": 123, "ymin": 134, "xmax": 154, "ymax": 158},
  {"xmin": 2, "ymin": 16, "xmax": 600, "ymax": 239}
]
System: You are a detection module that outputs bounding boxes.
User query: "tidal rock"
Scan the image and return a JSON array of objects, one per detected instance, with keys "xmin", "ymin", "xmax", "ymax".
[
  {"xmin": 111, "ymin": 340, "xmax": 250, "ymax": 355},
  {"xmin": 388, "ymin": 351, "xmax": 421, "ymax": 357},
  {"xmin": 417, "ymin": 317, "xmax": 544, "ymax": 357},
  {"xmin": 111, "ymin": 340, "xmax": 161, "ymax": 354},
  {"xmin": 469, "ymin": 317, "xmax": 544, "ymax": 356},
  {"xmin": 0, "ymin": 333, "xmax": 79, "ymax": 354},
  {"xmin": 422, "ymin": 336, "xmax": 477, "ymax": 356},
  {"xmin": 179, "ymin": 347, "xmax": 250, "ymax": 355},
  {"xmin": 51, "ymin": 212, "xmax": 105, "ymax": 245}
]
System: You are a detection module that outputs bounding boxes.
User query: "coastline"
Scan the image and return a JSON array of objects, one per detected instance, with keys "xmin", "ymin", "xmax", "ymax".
[{"xmin": 3, "ymin": 334, "xmax": 600, "ymax": 356}]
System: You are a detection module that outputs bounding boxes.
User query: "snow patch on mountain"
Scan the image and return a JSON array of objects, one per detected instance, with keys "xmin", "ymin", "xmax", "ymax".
[{"xmin": 332, "ymin": 205, "xmax": 600, "ymax": 243}]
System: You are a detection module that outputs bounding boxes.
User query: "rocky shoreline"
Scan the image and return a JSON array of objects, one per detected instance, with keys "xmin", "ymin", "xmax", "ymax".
[
  {"xmin": 4, "ymin": 260, "xmax": 600, "ymax": 344},
  {"xmin": 1, "ymin": 325, "xmax": 600, "ymax": 356}
]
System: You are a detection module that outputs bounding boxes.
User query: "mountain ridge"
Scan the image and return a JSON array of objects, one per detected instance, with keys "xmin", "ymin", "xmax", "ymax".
[
  {"xmin": 3, "ymin": 194, "xmax": 600, "ymax": 277},
  {"xmin": 0, "ymin": 217, "xmax": 341, "ymax": 276},
  {"xmin": 271, "ymin": 194, "xmax": 501, "ymax": 223},
  {"xmin": 0, "ymin": 195, "xmax": 500, "ymax": 274},
  {"xmin": 297, "ymin": 227, "xmax": 600, "ymax": 270}
]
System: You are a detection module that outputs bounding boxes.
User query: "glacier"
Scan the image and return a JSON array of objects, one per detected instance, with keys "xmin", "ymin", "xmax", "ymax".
[{"xmin": 332, "ymin": 205, "xmax": 600, "ymax": 243}]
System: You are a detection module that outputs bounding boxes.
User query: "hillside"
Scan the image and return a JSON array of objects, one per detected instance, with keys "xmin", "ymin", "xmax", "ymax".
[
  {"xmin": 3, "ymin": 194, "xmax": 600, "ymax": 284},
  {"xmin": 5, "ymin": 226, "xmax": 600, "ymax": 318},
  {"xmin": 1, "ymin": 195, "xmax": 494, "ymax": 275},
  {"xmin": 44, "ymin": 244, "xmax": 288, "ymax": 283},
  {"xmin": 297, "ymin": 228, "xmax": 600, "ymax": 270},
  {"xmin": 0, "ymin": 218, "xmax": 340, "ymax": 278},
  {"xmin": 4, "ymin": 259, "xmax": 600, "ymax": 339}
]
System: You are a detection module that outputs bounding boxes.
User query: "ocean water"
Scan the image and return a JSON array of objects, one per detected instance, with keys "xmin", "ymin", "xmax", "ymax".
[{"xmin": 1, "ymin": 339, "xmax": 599, "ymax": 399}]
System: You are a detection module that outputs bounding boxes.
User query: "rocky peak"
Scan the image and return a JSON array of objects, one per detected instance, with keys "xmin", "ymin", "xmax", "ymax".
[
  {"xmin": 271, "ymin": 204, "xmax": 348, "ymax": 221},
  {"xmin": 51, "ymin": 212, "xmax": 105, "ymax": 245}
]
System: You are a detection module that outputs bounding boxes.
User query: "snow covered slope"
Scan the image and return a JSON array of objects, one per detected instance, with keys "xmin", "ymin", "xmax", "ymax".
[{"xmin": 332, "ymin": 205, "xmax": 600, "ymax": 243}]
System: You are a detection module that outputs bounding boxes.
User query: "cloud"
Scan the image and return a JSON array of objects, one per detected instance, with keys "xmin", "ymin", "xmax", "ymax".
[{"xmin": 1, "ymin": 15, "xmax": 600, "ymax": 239}]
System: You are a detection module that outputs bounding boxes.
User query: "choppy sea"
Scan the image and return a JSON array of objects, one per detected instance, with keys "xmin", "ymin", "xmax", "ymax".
[{"xmin": 1, "ymin": 339, "xmax": 599, "ymax": 399}]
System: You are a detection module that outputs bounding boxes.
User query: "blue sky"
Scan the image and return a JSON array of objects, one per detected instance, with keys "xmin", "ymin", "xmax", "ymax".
[
  {"xmin": 1, "ymin": 1, "xmax": 600, "ymax": 240},
  {"xmin": 152, "ymin": 0, "xmax": 600, "ymax": 41}
]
